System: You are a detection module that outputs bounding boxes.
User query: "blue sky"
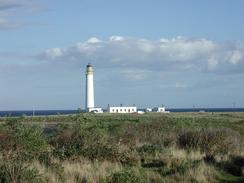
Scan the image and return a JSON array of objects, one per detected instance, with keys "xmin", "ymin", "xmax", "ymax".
[{"xmin": 1, "ymin": 0, "xmax": 244, "ymax": 110}]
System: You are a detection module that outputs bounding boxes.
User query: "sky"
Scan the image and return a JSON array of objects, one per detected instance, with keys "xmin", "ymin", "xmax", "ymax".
[{"xmin": 1, "ymin": 0, "xmax": 244, "ymax": 110}]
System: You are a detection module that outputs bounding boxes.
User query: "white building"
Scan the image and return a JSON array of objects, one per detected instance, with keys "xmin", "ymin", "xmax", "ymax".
[
  {"xmin": 153, "ymin": 107, "xmax": 166, "ymax": 112},
  {"xmin": 137, "ymin": 110, "xmax": 145, "ymax": 114},
  {"xmin": 88, "ymin": 107, "xmax": 103, "ymax": 113},
  {"xmin": 108, "ymin": 106, "xmax": 137, "ymax": 113},
  {"xmin": 146, "ymin": 108, "xmax": 152, "ymax": 112}
]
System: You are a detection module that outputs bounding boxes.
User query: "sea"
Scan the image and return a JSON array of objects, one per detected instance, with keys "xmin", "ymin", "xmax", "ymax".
[{"xmin": 0, "ymin": 108, "xmax": 244, "ymax": 117}]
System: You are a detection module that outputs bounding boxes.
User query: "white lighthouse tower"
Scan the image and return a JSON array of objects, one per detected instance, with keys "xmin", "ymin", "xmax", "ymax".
[
  {"xmin": 86, "ymin": 63, "xmax": 95, "ymax": 111},
  {"xmin": 85, "ymin": 63, "xmax": 103, "ymax": 113}
]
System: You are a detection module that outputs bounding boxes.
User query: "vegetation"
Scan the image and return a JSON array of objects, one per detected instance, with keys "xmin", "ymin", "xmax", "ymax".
[{"xmin": 0, "ymin": 112, "xmax": 244, "ymax": 182}]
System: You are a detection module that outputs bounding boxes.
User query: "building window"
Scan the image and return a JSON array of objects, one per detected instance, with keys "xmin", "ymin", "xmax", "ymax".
[
  {"xmin": 128, "ymin": 109, "xmax": 130, "ymax": 112},
  {"xmin": 120, "ymin": 109, "xmax": 122, "ymax": 112},
  {"xmin": 116, "ymin": 109, "xmax": 119, "ymax": 113},
  {"xmin": 124, "ymin": 109, "xmax": 126, "ymax": 112}
]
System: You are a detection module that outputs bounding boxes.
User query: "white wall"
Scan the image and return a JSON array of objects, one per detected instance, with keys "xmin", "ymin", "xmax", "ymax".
[
  {"xmin": 108, "ymin": 106, "xmax": 137, "ymax": 113},
  {"xmin": 88, "ymin": 107, "xmax": 103, "ymax": 113},
  {"xmin": 153, "ymin": 107, "xmax": 166, "ymax": 112}
]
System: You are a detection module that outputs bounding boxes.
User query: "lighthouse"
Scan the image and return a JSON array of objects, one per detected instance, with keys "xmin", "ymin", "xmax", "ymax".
[
  {"xmin": 86, "ymin": 63, "xmax": 95, "ymax": 111},
  {"xmin": 85, "ymin": 64, "xmax": 103, "ymax": 113}
]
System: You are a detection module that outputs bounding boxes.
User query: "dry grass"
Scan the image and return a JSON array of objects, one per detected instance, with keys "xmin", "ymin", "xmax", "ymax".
[
  {"xmin": 63, "ymin": 159, "xmax": 121, "ymax": 183},
  {"xmin": 20, "ymin": 147, "xmax": 231, "ymax": 183},
  {"xmin": 158, "ymin": 148, "xmax": 204, "ymax": 166},
  {"xmin": 167, "ymin": 148, "xmax": 204, "ymax": 160},
  {"xmin": 157, "ymin": 149, "xmax": 219, "ymax": 183},
  {"xmin": 33, "ymin": 158, "xmax": 122, "ymax": 183},
  {"xmin": 146, "ymin": 162, "xmax": 218, "ymax": 183},
  {"xmin": 181, "ymin": 162, "xmax": 218, "ymax": 183}
]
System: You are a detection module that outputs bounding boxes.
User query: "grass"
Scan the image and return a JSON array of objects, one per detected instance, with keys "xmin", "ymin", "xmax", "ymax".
[
  {"xmin": 0, "ymin": 112, "xmax": 244, "ymax": 182},
  {"xmin": 32, "ymin": 159, "xmax": 122, "ymax": 183}
]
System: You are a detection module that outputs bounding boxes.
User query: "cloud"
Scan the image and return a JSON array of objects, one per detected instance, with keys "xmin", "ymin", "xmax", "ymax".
[
  {"xmin": 160, "ymin": 82, "xmax": 188, "ymax": 89},
  {"xmin": 36, "ymin": 36, "xmax": 244, "ymax": 75},
  {"xmin": 0, "ymin": 0, "xmax": 25, "ymax": 11},
  {"xmin": 119, "ymin": 69, "xmax": 152, "ymax": 80},
  {"xmin": 0, "ymin": 0, "xmax": 43, "ymax": 29},
  {"xmin": 0, "ymin": 17, "xmax": 20, "ymax": 29},
  {"xmin": 86, "ymin": 37, "xmax": 102, "ymax": 44},
  {"xmin": 109, "ymin": 36, "xmax": 124, "ymax": 41},
  {"xmin": 44, "ymin": 48, "xmax": 63, "ymax": 60}
]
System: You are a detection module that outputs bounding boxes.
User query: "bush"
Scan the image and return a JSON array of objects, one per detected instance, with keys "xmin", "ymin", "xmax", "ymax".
[
  {"xmin": 158, "ymin": 160, "xmax": 201, "ymax": 176},
  {"xmin": 4, "ymin": 118, "xmax": 20, "ymax": 129},
  {"xmin": 0, "ymin": 157, "xmax": 41, "ymax": 183},
  {"xmin": 37, "ymin": 152, "xmax": 53, "ymax": 168},
  {"xmin": 119, "ymin": 150, "xmax": 141, "ymax": 167},
  {"xmin": 14, "ymin": 125, "xmax": 48, "ymax": 154},
  {"xmin": 51, "ymin": 124, "xmax": 120, "ymax": 161},
  {"xmin": 136, "ymin": 144, "xmax": 162, "ymax": 157},
  {"xmin": 178, "ymin": 130, "xmax": 201, "ymax": 149},
  {"xmin": 51, "ymin": 129, "xmax": 75, "ymax": 159},
  {"xmin": 0, "ymin": 124, "xmax": 48, "ymax": 161},
  {"xmin": 107, "ymin": 168, "xmax": 144, "ymax": 183},
  {"xmin": 0, "ymin": 132, "xmax": 13, "ymax": 152},
  {"xmin": 178, "ymin": 128, "xmax": 240, "ymax": 159},
  {"xmin": 82, "ymin": 143, "xmax": 120, "ymax": 161},
  {"xmin": 200, "ymin": 128, "xmax": 240, "ymax": 156},
  {"xmin": 161, "ymin": 133, "xmax": 177, "ymax": 147}
]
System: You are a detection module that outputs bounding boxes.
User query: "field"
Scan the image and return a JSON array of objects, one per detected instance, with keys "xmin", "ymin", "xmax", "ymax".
[{"xmin": 0, "ymin": 112, "xmax": 244, "ymax": 183}]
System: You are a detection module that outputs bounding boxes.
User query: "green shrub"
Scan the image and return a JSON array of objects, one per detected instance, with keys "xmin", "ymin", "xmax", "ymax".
[
  {"xmin": 37, "ymin": 152, "xmax": 64, "ymax": 181},
  {"xmin": 2, "ymin": 121, "xmax": 47, "ymax": 152},
  {"xmin": 136, "ymin": 144, "xmax": 162, "ymax": 157},
  {"xmin": 178, "ymin": 128, "xmax": 240, "ymax": 159},
  {"xmin": 14, "ymin": 125, "xmax": 48, "ymax": 154},
  {"xmin": 0, "ymin": 158, "xmax": 41, "ymax": 183},
  {"xmin": 178, "ymin": 130, "xmax": 201, "ymax": 149},
  {"xmin": 1, "ymin": 124, "xmax": 48, "ymax": 159},
  {"xmin": 119, "ymin": 150, "xmax": 141, "ymax": 167},
  {"xmin": 51, "ymin": 124, "xmax": 120, "ymax": 161},
  {"xmin": 0, "ymin": 132, "xmax": 13, "ymax": 152},
  {"xmin": 37, "ymin": 152, "xmax": 53, "ymax": 168},
  {"xmin": 200, "ymin": 128, "xmax": 240, "ymax": 156},
  {"xmin": 82, "ymin": 143, "xmax": 120, "ymax": 161},
  {"xmin": 4, "ymin": 118, "xmax": 19, "ymax": 129},
  {"xmin": 51, "ymin": 129, "xmax": 75, "ymax": 159},
  {"xmin": 161, "ymin": 133, "xmax": 177, "ymax": 147},
  {"xmin": 107, "ymin": 168, "xmax": 144, "ymax": 183},
  {"xmin": 158, "ymin": 160, "xmax": 201, "ymax": 176}
]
